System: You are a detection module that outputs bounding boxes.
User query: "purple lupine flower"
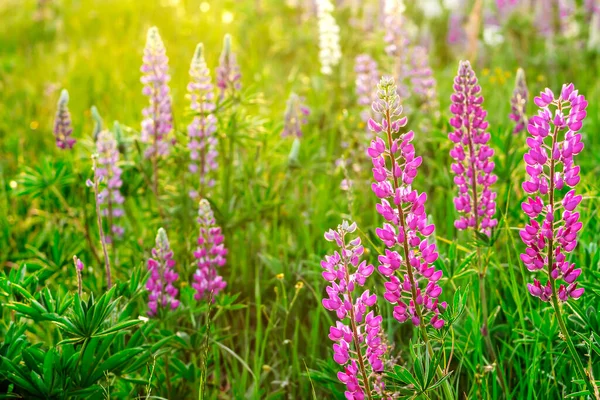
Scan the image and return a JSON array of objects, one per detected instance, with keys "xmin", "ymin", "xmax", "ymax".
[
  {"xmin": 449, "ymin": 61, "xmax": 498, "ymax": 236},
  {"xmin": 141, "ymin": 26, "xmax": 173, "ymax": 159},
  {"xmin": 535, "ymin": 0, "xmax": 577, "ymax": 38},
  {"xmin": 192, "ymin": 199, "xmax": 227, "ymax": 301},
  {"xmin": 410, "ymin": 46, "xmax": 439, "ymax": 116},
  {"xmin": 53, "ymin": 89, "xmax": 75, "ymax": 150},
  {"xmin": 355, "ymin": 54, "xmax": 379, "ymax": 123},
  {"xmin": 146, "ymin": 228, "xmax": 180, "ymax": 316},
  {"xmin": 322, "ymin": 220, "xmax": 387, "ymax": 398},
  {"xmin": 447, "ymin": 11, "xmax": 466, "ymax": 46},
  {"xmin": 383, "ymin": 3, "xmax": 411, "ymax": 101},
  {"xmin": 510, "ymin": 68, "xmax": 528, "ymax": 135},
  {"xmin": 216, "ymin": 34, "xmax": 241, "ymax": 100},
  {"xmin": 96, "ymin": 130, "xmax": 125, "ymax": 242},
  {"xmin": 281, "ymin": 92, "xmax": 310, "ymax": 138},
  {"xmin": 367, "ymin": 76, "xmax": 446, "ymax": 329},
  {"xmin": 521, "ymin": 84, "xmax": 587, "ymax": 302},
  {"xmin": 187, "ymin": 43, "xmax": 218, "ymax": 200}
]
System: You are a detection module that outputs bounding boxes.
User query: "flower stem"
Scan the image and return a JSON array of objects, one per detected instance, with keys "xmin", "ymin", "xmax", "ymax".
[{"xmin": 92, "ymin": 157, "xmax": 112, "ymax": 288}]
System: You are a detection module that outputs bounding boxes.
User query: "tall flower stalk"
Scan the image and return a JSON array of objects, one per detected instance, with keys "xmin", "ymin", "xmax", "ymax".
[
  {"xmin": 187, "ymin": 43, "xmax": 218, "ymax": 199},
  {"xmin": 355, "ymin": 54, "xmax": 379, "ymax": 123},
  {"xmin": 53, "ymin": 89, "xmax": 75, "ymax": 150},
  {"xmin": 192, "ymin": 200, "xmax": 227, "ymax": 301},
  {"xmin": 216, "ymin": 34, "xmax": 241, "ymax": 100},
  {"xmin": 410, "ymin": 45, "xmax": 439, "ymax": 117},
  {"xmin": 141, "ymin": 26, "xmax": 173, "ymax": 211},
  {"xmin": 367, "ymin": 76, "xmax": 452, "ymax": 398},
  {"xmin": 383, "ymin": 0, "xmax": 410, "ymax": 101},
  {"xmin": 96, "ymin": 129, "xmax": 125, "ymax": 244},
  {"xmin": 146, "ymin": 227, "xmax": 180, "ymax": 316},
  {"xmin": 87, "ymin": 156, "xmax": 112, "ymax": 288},
  {"xmin": 321, "ymin": 221, "xmax": 386, "ymax": 399},
  {"xmin": 520, "ymin": 84, "xmax": 594, "ymax": 396},
  {"xmin": 510, "ymin": 68, "xmax": 528, "ymax": 135},
  {"xmin": 281, "ymin": 92, "xmax": 310, "ymax": 138},
  {"xmin": 448, "ymin": 60, "xmax": 504, "ymax": 390},
  {"xmin": 316, "ymin": 0, "xmax": 342, "ymax": 75}
]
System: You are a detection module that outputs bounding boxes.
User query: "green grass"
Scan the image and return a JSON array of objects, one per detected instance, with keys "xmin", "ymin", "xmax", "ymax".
[{"xmin": 1, "ymin": 0, "xmax": 600, "ymax": 399}]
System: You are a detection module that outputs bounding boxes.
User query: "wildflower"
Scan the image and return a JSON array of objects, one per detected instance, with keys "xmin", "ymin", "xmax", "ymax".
[
  {"xmin": 383, "ymin": 1, "xmax": 411, "ymax": 101},
  {"xmin": 140, "ymin": 26, "xmax": 174, "ymax": 159},
  {"xmin": 354, "ymin": 54, "xmax": 379, "ymax": 123},
  {"xmin": 192, "ymin": 200, "xmax": 227, "ymax": 301},
  {"xmin": 216, "ymin": 34, "xmax": 241, "ymax": 99},
  {"xmin": 521, "ymin": 83, "xmax": 587, "ymax": 302},
  {"xmin": 410, "ymin": 46, "xmax": 439, "ymax": 116},
  {"xmin": 322, "ymin": 220, "xmax": 386, "ymax": 398},
  {"xmin": 449, "ymin": 61, "xmax": 498, "ymax": 236},
  {"xmin": 316, "ymin": 0, "xmax": 342, "ymax": 75},
  {"xmin": 510, "ymin": 68, "xmax": 528, "ymax": 135},
  {"xmin": 367, "ymin": 76, "xmax": 446, "ymax": 329},
  {"xmin": 96, "ymin": 130, "xmax": 125, "ymax": 242},
  {"xmin": 147, "ymin": 228, "xmax": 180, "ymax": 316},
  {"xmin": 53, "ymin": 89, "xmax": 75, "ymax": 150},
  {"xmin": 281, "ymin": 92, "xmax": 310, "ymax": 138},
  {"xmin": 187, "ymin": 43, "xmax": 218, "ymax": 199}
]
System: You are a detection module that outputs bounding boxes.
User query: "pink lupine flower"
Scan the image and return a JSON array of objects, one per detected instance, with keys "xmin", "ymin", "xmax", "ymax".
[
  {"xmin": 322, "ymin": 220, "xmax": 387, "ymax": 399},
  {"xmin": 355, "ymin": 54, "xmax": 379, "ymax": 123},
  {"xmin": 187, "ymin": 43, "xmax": 218, "ymax": 199},
  {"xmin": 96, "ymin": 129, "xmax": 125, "ymax": 242},
  {"xmin": 510, "ymin": 68, "xmax": 528, "ymax": 135},
  {"xmin": 141, "ymin": 26, "xmax": 174, "ymax": 159},
  {"xmin": 410, "ymin": 46, "xmax": 439, "ymax": 116},
  {"xmin": 449, "ymin": 61, "xmax": 498, "ymax": 236},
  {"xmin": 521, "ymin": 83, "xmax": 587, "ymax": 302},
  {"xmin": 192, "ymin": 199, "xmax": 227, "ymax": 301},
  {"xmin": 367, "ymin": 76, "xmax": 446, "ymax": 329},
  {"xmin": 281, "ymin": 92, "xmax": 310, "ymax": 138},
  {"xmin": 146, "ymin": 228, "xmax": 180, "ymax": 316},
  {"xmin": 383, "ymin": 3, "xmax": 411, "ymax": 101},
  {"xmin": 53, "ymin": 89, "xmax": 75, "ymax": 150},
  {"xmin": 216, "ymin": 34, "xmax": 241, "ymax": 100}
]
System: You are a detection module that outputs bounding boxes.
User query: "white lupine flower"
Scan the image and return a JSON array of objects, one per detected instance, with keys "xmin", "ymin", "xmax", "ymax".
[
  {"xmin": 483, "ymin": 25, "xmax": 504, "ymax": 47},
  {"xmin": 419, "ymin": 0, "xmax": 442, "ymax": 18},
  {"xmin": 316, "ymin": 0, "xmax": 342, "ymax": 75}
]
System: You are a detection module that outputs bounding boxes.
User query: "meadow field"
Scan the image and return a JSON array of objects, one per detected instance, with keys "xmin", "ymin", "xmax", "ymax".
[{"xmin": 1, "ymin": 0, "xmax": 600, "ymax": 399}]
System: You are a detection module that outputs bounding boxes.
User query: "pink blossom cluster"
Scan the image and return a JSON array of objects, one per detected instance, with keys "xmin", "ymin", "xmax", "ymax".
[
  {"xmin": 321, "ymin": 220, "xmax": 386, "ymax": 399},
  {"xmin": 367, "ymin": 76, "xmax": 446, "ymax": 329},
  {"xmin": 192, "ymin": 199, "xmax": 227, "ymax": 301},
  {"xmin": 147, "ymin": 228, "xmax": 180, "ymax": 316},
  {"xmin": 216, "ymin": 34, "xmax": 241, "ymax": 100},
  {"xmin": 521, "ymin": 83, "xmax": 587, "ymax": 302},
  {"xmin": 449, "ymin": 61, "xmax": 498, "ymax": 236}
]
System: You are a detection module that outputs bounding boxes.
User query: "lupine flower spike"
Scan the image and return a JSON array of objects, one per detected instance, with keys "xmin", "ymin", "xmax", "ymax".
[
  {"xmin": 410, "ymin": 46, "xmax": 439, "ymax": 118},
  {"xmin": 521, "ymin": 83, "xmax": 586, "ymax": 303},
  {"xmin": 510, "ymin": 68, "xmax": 528, "ymax": 135},
  {"xmin": 187, "ymin": 43, "xmax": 218, "ymax": 199},
  {"xmin": 73, "ymin": 256, "xmax": 84, "ymax": 296},
  {"xmin": 141, "ymin": 26, "xmax": 174, "ymax": 159},
  {"xmin": 449, "ymin": 61, "xmax": 498, "ymax": 236},
  {"xmin": 322, "ymin": 221, "xmax": 387, "ymax": 399},
  {"xmin": 53, "ymin": 89, "xmax": 75, "ymax": 150},
  {"xmin": 383, "ymin": 0, "xmax": 410, "ymax": 101},
  {"xmin": 146, "ymin": 228, "xmax": 180, "ymax": 316},
  {"xmin": 520, "ymin": 83, "xmax": 594, "ymax": 396},
  {"xmin": 281, "ymin": 92, "xmax": 310, "ymax": 138},
  {"xmin": 216, "ymin": 34, "xmax": 241, "ymax": 100},
  {"xmin": 96, "ymin": 130, "xmax": 125, "ymax": 243},
  {"xmin": 355, "ymin": 54, "xmax": 380, "ymax": 123},
  {"xmin": 367, "ymin": 76, "xmax": 446, "ymax": 329},
  {"xmin": 316, "ymin": 0, "xmax": 342, "ymax": 75},
  {"xmin": 192, "ymin": 200, "xmax": 227, "ymax": 301}
]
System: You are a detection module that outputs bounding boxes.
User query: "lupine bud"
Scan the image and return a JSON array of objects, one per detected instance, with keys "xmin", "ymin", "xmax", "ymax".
[
  {"xmin": 521, "ymin": 83, "xmax": 587, "ymax": 302},
  {"xmin": 322, "ymin": 221, "xmax": 387, "ymax": 398},
  {"xmin": 53, "ymin": 89, "xmax": 75, "ymax": 150},
  {"xmin": 96, "ymin": 130, "xmax": 125, "ymax": 242},
  {"xmin": 355, "ymin": 54, "xmax": 379, "ymax": 123},
  {"xmin": 192, "ymin": 200, "xmax": 227, "ymax": 301},
  {"xmin": 281, "ymin": 92, "xmax": 310, "ymax": 138},
  {"xmin": 73, "ymin": 255, "xmax": 84, "ymax": 296},
  {"xmin": 187, "ymin": 43, "xmax": 218, "ymax": 199},
  {"xmin": 141, "ymin": 26, "xmax": 174, "ymax": 159},
  {"xmin": 510, "ymin": 68, "xmax": 528, "ymax": 135},
  {"xmin": 216, "ymin": 34, "xmax": 241, "ymax": 99},
  {"xmin": 368, "ymin": 76, "xmax": 446, "ymax": 329},
  {"xmin": 449, "ymin": 61, "xmax": 498, "ymax": 236},
  {"xmin": 316, "ymin": 0, "xmax": 342, "ymax": 75},
  {"xmin": 146, "ymin": 228, "xmax": 180, "ymax": 316}
]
